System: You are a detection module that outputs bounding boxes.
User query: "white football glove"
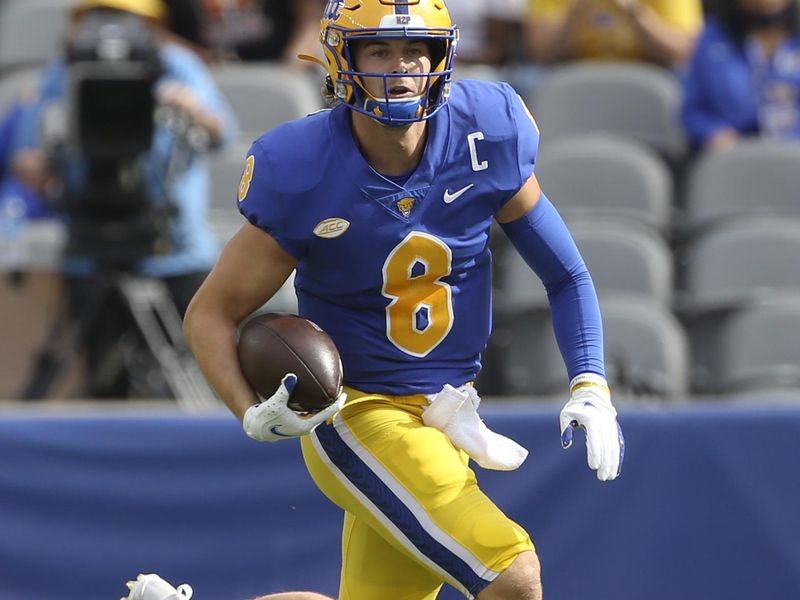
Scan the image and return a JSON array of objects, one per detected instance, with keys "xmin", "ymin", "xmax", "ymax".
[
  {"xmin": 560, "ymin": 373, "xmax": 625, "ymax": 481},
  {"xmin": 243, "ymin": 374, "xmax": 345, "ymax": 442},
  {"xmin": 122, "ymin": 573, "xmax": 192, "ymax": 600},
  {"xmin": 424, "ymin": 384, "xmax": 528, "ymax": 471}
]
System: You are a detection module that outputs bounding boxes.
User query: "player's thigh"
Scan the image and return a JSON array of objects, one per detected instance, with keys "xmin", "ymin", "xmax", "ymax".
[
  {"xmin": 301, "ymin": 400, "xmax": 534, "ymax": 598},
  {"xmin": 338, "ymin": 511, "xmax": 443, "ymax": 600}
]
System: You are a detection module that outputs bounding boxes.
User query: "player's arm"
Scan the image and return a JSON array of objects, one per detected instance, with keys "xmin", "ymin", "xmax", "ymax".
[
  {"xmin": 496, "ymin": 173, "xmax": 624, "ymax": 481},
  {"xmin": 496, "ymin": 173, "xmax": 605, "ymax": 380},
  {"xmin": 183, "ymin": 222, "xmax": 297, "ymax": 422}
]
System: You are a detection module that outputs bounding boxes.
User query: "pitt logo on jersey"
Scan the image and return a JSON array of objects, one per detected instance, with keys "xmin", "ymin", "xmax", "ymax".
[
  {"xmin": 396, "ymin": 197, "xmax": 416, "ymax": 218},
  {"xmin": 314, "ymin": 217, "xmax": 351, "ymax": 239}
]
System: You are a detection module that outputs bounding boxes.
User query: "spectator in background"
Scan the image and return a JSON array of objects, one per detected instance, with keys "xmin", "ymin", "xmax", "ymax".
[
  {"xmin": 446, "ymin": 0, "xmax": 527, "ymax": 67},
  {"xmin": 201, "ymin": 0, "xmax": 324, "ymax": 67},
  {"xmin": 525, "ymin": 0, "xmax": 703, "ymax": 68},
  {"xmin": 10, "ymin": 0, "xmax": 237, "ymax": 399},
  {"xmin": 681, "ymin": 0, "xmax": 800, "ymax": 152},
  {"xmin": 0, "ymin": 97, "xmax": 52, "ymax": 221}
]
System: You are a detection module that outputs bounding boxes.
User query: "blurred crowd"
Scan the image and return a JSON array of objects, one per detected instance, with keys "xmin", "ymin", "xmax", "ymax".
[{"xmin": 1, "ymin": 0, "xmax": 799, "ymax": 402}]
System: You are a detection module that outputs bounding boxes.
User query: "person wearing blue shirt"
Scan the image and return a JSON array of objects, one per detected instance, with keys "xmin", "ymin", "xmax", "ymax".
[
  {"xmin": 0, "ymin": 96, "xmax": 53, "ymax": 220},
  {"xmin": 681, "ymin": 0, "xmax": 800, "ymax": 152},
  {"xmin": 184, "ymin": 1, "xmax": 625, "ymax": 599},
  {"xmin": 11, "ymin": 0, "xmax": 237, "ymax": 398}
]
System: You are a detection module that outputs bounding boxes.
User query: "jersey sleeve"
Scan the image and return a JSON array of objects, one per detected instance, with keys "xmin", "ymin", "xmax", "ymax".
[
  {"xmin": 512, "ymin": 94, "xmax": 539, "ymax": 185},
  {"xmin": 510, "ymin": 89, "xmax": 541, "ymax": 186},
  {"xmin": 236, "ymin": 138, "xmax": 308, "ymax": 259}
]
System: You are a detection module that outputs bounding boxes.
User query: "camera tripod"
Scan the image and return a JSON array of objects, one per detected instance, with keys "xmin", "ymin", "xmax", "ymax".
[{"xmin": 20, "ymin": 271, "xmax": 220, "ymax": 409}]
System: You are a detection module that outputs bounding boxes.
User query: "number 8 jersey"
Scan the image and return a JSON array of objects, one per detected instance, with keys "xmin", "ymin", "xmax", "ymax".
[{"xmin": 238, "ymin": 80, "xmax": 540, "ymax": 395}]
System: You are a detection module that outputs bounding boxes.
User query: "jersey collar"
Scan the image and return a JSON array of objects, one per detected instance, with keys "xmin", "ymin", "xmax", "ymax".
[{"xmin": 330, "ymin": 102, "xmax": 451, "ymax": 193}]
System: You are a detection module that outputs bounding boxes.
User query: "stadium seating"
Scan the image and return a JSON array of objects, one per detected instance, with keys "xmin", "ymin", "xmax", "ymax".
[
  {"xmin": 602, "ymin": 297, "xmax": 690, "ymax": 398},
  {"xmin": 679, "ymin": 216, "xmax": 800, "ymax": 393},
  {"xmin": 495, "ymin": 219, "xmax": 674, "ymax": 312},
  {"xmin": 715, "ymin": 298, "xmax": 800, "ymax": 393},
  {"xmin": 680, "ymin": 217, "xmax": 800, "ymax": 311},
  {"xmin": 573, "ymin": 221, "xmax": 674, "ymax": 305},
  {"xmin": 684, "ymin": 140, "xmax": 800, "ymax": 233},
  {"xmin": 0, "ymin": 0, "xmax": 72, "ymax": 72},
  {"xmin": 494, "ymin": 297, "xmax": 689, "ymax": 399},
  {"xmin": 532, "ymin": 62, "xmax": 686, "ymax": 162},
  {"xmin": 535, "ymin": 135, "xmax": 674, "ymax": 234},
  {"xmin": 210, "ymin": 64, "xmax": 324, "ymax": 142}
]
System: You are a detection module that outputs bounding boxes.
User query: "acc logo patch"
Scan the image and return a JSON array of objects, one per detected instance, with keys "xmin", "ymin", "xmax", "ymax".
[
  {"xmin": 396, "ymin": 197, "xmax": 415, "ymax": 218},
  {"xmin": 314, "ymin": 217, "xmax": 350, "ymax": 239}
]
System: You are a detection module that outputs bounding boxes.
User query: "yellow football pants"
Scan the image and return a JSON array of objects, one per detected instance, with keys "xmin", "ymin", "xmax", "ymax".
[{"xmin": 300, "ymin": 387, "xmax": 534, "ymax": 599}]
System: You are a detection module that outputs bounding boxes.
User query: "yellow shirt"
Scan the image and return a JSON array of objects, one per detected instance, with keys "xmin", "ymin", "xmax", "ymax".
[{"xmin": 529, "ymin": 0, "xmax": 703, "ymax": 61}]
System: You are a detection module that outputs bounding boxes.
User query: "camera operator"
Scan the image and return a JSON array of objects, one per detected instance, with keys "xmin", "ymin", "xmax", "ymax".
[{"xmin": 10, "ymin": 0, "xmax": 238, "ymax": 399}]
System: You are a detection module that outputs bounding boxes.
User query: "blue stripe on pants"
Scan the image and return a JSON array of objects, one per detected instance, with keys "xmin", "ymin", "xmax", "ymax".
[{"xmin": 314, "ymin": 423, "xmax": 493, "ymax": 596}]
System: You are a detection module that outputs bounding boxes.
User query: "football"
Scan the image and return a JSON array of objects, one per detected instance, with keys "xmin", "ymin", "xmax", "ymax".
[{"xmin": 237, "ymin": 313, "xmax": 343, "ymax": 412}]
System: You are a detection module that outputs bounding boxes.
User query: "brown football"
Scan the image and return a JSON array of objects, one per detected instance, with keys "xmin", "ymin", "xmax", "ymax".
[{"xmin": 237, "ymin": 313, "xmax": 343, "ymax": 412}]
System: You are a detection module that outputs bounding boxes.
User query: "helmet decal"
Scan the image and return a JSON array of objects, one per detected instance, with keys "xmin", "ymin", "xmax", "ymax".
[{"xmin": 323, "ymin": 0, "xmax": 344, "ymax": 21}]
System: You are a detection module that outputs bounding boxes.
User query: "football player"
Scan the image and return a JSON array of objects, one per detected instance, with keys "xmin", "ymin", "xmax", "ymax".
[{"xmin": 184, "ymin": 1, "xmax": 625, "ymax": 598}]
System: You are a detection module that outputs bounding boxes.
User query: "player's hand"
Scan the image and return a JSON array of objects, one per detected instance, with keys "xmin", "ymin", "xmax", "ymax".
[
  {"xmin": 156, "ymin": 80, "xmax": 223, "ymax": 146},
  {"xmin": 706, "ymin": 128, "xmax": 740, "ymax": 153},
  {"xmin": 156, "ymin": 81, "xmax": 204, "ymax": 117},
  {"xmin": 560, "ymin": 373, "xmax": 624, "ymax": 481},
  {"xmin": 243, "ymin": 374, "xmax": 345, "ymax": 442}
]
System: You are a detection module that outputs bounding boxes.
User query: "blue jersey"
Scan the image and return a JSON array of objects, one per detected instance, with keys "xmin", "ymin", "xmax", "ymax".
[{"xmin": 238, "ymin": 80, "xmax": 539, "ymax": 395}]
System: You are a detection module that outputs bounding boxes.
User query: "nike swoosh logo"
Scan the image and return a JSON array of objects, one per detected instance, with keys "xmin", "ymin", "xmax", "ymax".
[
  {"xmin": 443, "ymin": 184, "xmax": 474, "ymax": 204},
  {"xmin": 269, "ymin": 425, "xmax": 294, "ymax": 438}
]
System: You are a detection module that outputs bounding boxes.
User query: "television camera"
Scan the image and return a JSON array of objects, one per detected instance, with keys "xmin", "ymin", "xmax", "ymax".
[
  {"xmin": 59, "ymin": 9, "xmax": 167, "ymax": 269},
  {"xmin": 21, "ymin": 10, "xmax": 218, "ymax": 406}
]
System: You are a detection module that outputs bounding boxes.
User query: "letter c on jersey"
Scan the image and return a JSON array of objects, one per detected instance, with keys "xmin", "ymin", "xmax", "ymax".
[
  {"xmin": 314, "ymin": 218, "xmax": 351, "ymax": 239},
  {"xmin": 467, "ymin": 132, "xmax": 488, "ymax": 172}
]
